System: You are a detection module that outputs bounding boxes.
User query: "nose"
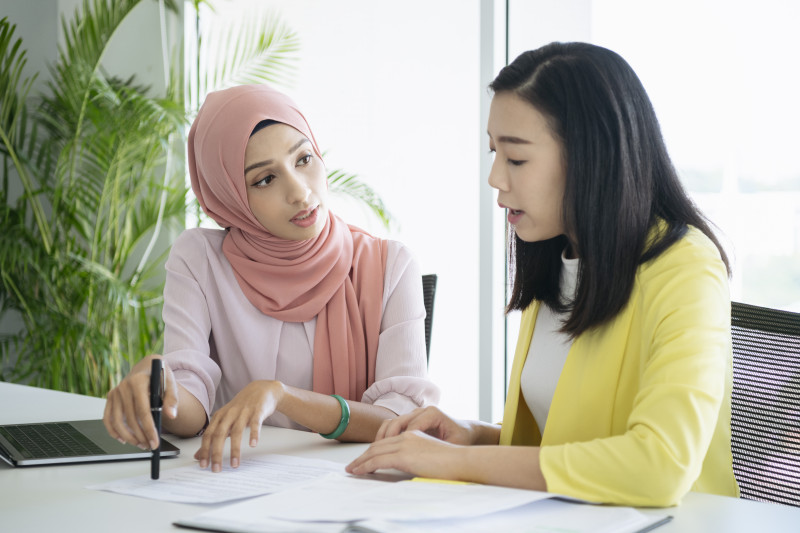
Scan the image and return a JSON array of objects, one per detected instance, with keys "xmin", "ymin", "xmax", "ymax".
[
  {"xmin": 487, "ymin": 157, "xmax": 509, "ymax": 192},
  {"xmin": 285, "ymin": 171, "xmax": 311, "ymax": 205}
]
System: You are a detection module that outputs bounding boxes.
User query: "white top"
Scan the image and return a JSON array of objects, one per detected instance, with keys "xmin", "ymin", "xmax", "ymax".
[
  {"xmin": 520, "ymin": 252, "xmax": 580, "ymax": 432},
  {"xmin": 161, "ymin": 228, "xmax": 440, "ymax": 431}
]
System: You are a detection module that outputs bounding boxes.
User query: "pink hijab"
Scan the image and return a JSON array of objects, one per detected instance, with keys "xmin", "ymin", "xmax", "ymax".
[{"xmin": 187, "ymin": 84, "xmax": 387, "ymax": 401}]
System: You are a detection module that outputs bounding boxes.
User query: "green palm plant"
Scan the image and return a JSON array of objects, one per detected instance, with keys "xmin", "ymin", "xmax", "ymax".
[{"xmin": 0, "ymin": 0, "xmax": 186, "ymax": 396}]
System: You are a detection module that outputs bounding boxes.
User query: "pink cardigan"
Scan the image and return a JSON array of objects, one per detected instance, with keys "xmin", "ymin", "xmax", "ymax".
[{"xmin": 162, "ymin": 228, "xmax": 440, "ymax": 430}]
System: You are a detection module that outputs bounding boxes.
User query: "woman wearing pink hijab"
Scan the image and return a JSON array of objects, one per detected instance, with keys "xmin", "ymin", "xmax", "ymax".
[{"xmin": 103, "ymin": 84, "xmax": 439, "ymax": 472}]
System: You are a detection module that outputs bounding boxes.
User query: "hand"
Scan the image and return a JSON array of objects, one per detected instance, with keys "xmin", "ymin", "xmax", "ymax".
[
  {"xmin": 375, "ymin": 406, "xmax": 478, "ymax": 445},
  {"xmin": 103, "ymin": 354, "xmax": 179, "ymax": 450},
  {"xmin": 346, "ymin": 429, "xmax": 466, "ymax": 479},
  {"xmin": 194, "ymin": 380, "xmax": 283, "ymax": 472}
]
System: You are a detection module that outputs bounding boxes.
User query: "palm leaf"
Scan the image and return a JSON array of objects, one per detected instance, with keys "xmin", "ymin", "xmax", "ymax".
[
  {"xmin": 328, "ymin": 169, "xmax": 394, "ymax": 229},
  {"xmin": 0, "ymin": 17, "xmax": 52, "ymax": 251},
  {"xmin": 198, "ymin": 4, "xmax": 300, "ymax": 96}
]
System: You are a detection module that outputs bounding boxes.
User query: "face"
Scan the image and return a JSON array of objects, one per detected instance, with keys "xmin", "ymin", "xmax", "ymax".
[
  {"xmin": 487, "ymin": 92, "xmax": 567, "ymax": 244},
  {"xmin": 243, "ymin": 123, "xmax": 328, "ymax": 240}
]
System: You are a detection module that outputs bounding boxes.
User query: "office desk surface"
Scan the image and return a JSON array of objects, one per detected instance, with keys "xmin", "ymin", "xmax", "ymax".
[{"xmin": 1, "ymin": 381, "xmax": 798, "ymax": 532}]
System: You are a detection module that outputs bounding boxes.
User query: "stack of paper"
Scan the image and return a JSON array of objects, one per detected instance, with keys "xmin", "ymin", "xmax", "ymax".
[{"xmin": 89, "ymin": 454, "xmax": 671, "ymax": 533}]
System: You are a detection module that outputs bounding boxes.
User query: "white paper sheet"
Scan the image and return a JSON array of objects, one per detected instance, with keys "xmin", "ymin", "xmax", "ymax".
[
  {"xmin": 175, "ymin": 476, "xmax": 671, "ymax": 533},
  {"xmin": 87, "ymin": 454, "xmax": 345, "ymax": 504},
  {"xmin": 179, "ymin": 473, "xmax": 554, "ymax": 522}
]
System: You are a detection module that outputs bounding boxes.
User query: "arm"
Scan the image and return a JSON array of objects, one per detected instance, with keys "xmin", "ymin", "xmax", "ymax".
[
  {"xmin": 104, "ymin": 231, "xmax": 219, "ymax": 446},
  {"xmin": 103, "ymin": 354, "xmax": 208, "ymax": 448},
  {"xmin": 195, "ymin": 381, "xmax": 399, "ymax": 471},
  {"xmin": 361, "ymin": 241, "xmax": 440, "ymax": 413},
  {"xmin": 346, "ymin": 406, "xmax": 547, "ymax": 489}
]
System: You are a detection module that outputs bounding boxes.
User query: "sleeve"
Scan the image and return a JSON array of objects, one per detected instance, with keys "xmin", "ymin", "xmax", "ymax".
[
  {"xmin": 161, "ymin": 230, "xmax": 223, "ymax": 418},
  {"xmin": 539, "ymin": 232, "xmax": 732, "ymax": 506},
  {"xmin": 360, "ymin": 241, "xmax": 441, "ymax": 414}
]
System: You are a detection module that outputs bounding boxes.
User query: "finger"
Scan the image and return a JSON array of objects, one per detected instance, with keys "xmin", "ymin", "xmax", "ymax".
[
  {"xmin": 379, "ymin": 409, "xmax": 420, "ymax": 439},
  {"xmin": 228, "ymin": 418, "xmax": 247, "ymax": 469},
  {"xmin": 162, "ymin": 364, "xmax": 179, "ymax": 419},
  {"xmin": 375, "ymin": 418, "xmax": 393, "ymax": 441},
  {"xmin": 208, "ymin": 413, "xmax": 233, "ymax": 473},
  {"xmin": 107, "ymin": 389, "xmax": 139, "ymax": 445},
  {"xmin": 346, "ymin": 439, "xmax": 404, "ymax": 475},
  {"xmin": 404, "ymin": 409, "xmax": 445, "ymax": 437},
  {"xmin": 102, "ymin": 390, "xmax": 127, "ymax": 443},
  {"xmin": 132, "ymin": 375, "xmax": 161, "ymax": 450},
  {"xmin": 194, "ymin": 431, "xmax": 211, "ymax": 468},
  {"xmin": 194, "ymin": 412, "xmax": 221, "ymax": 468},
  {"xmin": 249, "ymin": 418, "xmax": 261, "ymax": 448}
]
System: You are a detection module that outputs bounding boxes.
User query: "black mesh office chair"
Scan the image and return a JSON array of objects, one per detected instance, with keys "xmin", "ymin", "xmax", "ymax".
[
  {"xmin": 730, "ymin": 301, "xmax": 800, "ymax": 507},
  {"xmin": 422, "ymin": 274, "xmax": 438, "ymax": 364}
]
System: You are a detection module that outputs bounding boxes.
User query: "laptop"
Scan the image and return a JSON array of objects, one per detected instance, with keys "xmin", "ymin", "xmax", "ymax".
[{"xmin": 0, "ymin": 419, "xmax": 180, "ymax": 467}]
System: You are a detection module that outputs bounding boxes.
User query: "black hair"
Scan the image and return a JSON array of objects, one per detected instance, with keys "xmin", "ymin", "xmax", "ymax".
[
  {"xmin": 250, "ymin": 119, "xmax": 280, "ymax": 136},
  {"xmin": 491, "ymin": 42, "xmax": 730, "ymax": 336}
]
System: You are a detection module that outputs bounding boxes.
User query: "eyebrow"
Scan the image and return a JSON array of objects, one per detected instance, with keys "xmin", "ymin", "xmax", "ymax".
[
  {"xmin": 490, "ymin": 134, "xmax": 532, "ymax": 145},
  {"xmin": 244, "ymin": 138, "xmax": 311, "ymax": 175}
]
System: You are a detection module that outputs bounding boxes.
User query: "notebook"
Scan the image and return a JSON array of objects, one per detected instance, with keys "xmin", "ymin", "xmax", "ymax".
[{"xmin": 0, "ymin": 419, "xmax": 180, "ymax": 466}]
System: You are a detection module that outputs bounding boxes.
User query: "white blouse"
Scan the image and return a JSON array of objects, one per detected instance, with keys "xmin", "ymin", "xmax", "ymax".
[
  {"xmin": 161, "ymin": 228, "xmax": 440, "ymax": 431},
  {"xmin": 520, "ymin": 252, "xmax": 580, "ymax": 432}
]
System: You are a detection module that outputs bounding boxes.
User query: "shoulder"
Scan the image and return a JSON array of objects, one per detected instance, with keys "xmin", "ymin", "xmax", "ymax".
[
  {"xmin": 639, "ymin": 226, "xmax": 726, "ymax": 283},
  {"xmin": 634, "ymin": 226, "xmax": 730, "ymax": 322},
  {"xmin": 170, "ymin": 227, "xmax": 227, "ymax": 258}
]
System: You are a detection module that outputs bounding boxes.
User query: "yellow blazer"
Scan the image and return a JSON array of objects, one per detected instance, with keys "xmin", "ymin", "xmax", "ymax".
[{"xmin": 499, "ymin": 227, "xmax": 739, "ymax": 506}]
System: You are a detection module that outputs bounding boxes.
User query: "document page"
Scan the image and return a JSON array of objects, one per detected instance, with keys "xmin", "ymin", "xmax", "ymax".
[
  {"xmin": 179, "ymin": 473, "xmax": 553, "ymax": 522},
  {"xmin": 87, "ymin": 454, "xmax": 345, "ymax": 504},
  {"xmin": 176, "ymin": 475, "xmax": 671, "ymax": 533}
]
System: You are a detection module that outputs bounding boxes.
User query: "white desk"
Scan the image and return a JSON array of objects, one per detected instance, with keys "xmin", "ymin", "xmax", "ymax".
[{"xmin": 1, "ymin": 381, "xmax": 798, "ymax": 532}]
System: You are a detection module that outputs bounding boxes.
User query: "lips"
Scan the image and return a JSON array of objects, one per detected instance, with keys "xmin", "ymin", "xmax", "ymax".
[
  {"xmin": 291, "ymin": 205, "xmax": 318, "ymax": 222},
  {"xmin": 498, "ymin": 202, "xmax": 523, "ymax": 216}
]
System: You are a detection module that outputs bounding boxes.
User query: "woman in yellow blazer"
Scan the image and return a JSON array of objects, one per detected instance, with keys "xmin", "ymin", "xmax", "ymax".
[{"xmin": 347, "ymin": 41, "xmax": 740, "ymax": 507}]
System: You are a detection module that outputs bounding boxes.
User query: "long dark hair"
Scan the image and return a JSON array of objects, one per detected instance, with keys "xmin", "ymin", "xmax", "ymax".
[{"xmin": 492, "ymin": 42, "xmax": 730, "ymax": 336}]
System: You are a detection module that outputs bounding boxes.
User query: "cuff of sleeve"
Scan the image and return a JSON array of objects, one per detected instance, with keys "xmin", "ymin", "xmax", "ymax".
[{"xmin": 361, "ymin": 376, "xmax": 441, "ymax": 415}]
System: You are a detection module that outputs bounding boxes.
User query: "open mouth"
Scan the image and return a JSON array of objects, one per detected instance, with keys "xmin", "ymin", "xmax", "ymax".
[{"xmin": 292, "ymin": 206, "xmax": 318, "ymax": 222}]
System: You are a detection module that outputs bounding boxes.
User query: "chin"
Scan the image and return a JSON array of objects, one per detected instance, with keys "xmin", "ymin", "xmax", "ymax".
[{"xmin": 514, "ymin": 228, "xmax": 560, "ymax": 243}]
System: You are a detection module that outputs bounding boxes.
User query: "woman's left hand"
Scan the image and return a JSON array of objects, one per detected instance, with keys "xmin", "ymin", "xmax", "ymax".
[
  {"xmin": 194, "ymin": 380, "xmax": 283, "ymax": 472},
  {"xmin": 345, "ymin": 430, "xmax": 466, "ymax": 480}
]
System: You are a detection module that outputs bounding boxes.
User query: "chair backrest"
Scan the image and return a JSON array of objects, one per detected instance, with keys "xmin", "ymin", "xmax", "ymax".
[
  {"xmin": 422, "ymin": 274, "xmax": 438, "ymax": 363},
  {"xmin": 730, "ymin": 301, "xmax": 800, "ymax": 507}
]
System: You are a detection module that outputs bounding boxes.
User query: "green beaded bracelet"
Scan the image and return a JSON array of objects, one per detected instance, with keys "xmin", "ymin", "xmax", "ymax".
[{"xmin": 320, "ymin": 394, "xmax": 350, "ymax": 440}]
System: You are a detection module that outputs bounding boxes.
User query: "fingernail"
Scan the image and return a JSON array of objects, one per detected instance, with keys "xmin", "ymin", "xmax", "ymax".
[
  {"xmin": 199, "ymin": 459, "xmax": 208, "ymax": 468},
  {"xmin": 250, "ymin": 439, "xmax": 257, "ymax": 447},
  {"xmin": 137, "ymin": 444, "xmax": 147, "ymax": 450},
  {"xmin": 171, "ymin": 407, "xmax": 178, "ymax": 417},
  {"xmin": 117, "ymin": 438, "xmax": 126, "ymax": 444},
  {"xmin": 231, "ymin": 458, "xmax": 239, "ymax": 468},
  {"xmin": 151, "ymin": 440, "xmax": 159, "ymax": 450},
  {"xmin": 212, "ymin": 463, "xmax": 221, "ymax": 473}
]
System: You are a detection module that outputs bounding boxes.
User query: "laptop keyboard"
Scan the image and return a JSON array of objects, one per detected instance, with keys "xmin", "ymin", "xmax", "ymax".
[{"xmin": 0, "ymin": 423, "xmax": 105, "ymax": 458}]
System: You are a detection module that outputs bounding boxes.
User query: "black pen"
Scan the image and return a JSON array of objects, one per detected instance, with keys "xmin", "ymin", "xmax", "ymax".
[{"xmin": 150, "ymin": 358, "xmax": 164, "ymax": 480}]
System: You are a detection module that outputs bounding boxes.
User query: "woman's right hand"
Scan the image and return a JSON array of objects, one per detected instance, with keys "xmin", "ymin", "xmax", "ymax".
[
  {"xmin": 375, "ymin": 406, "xmax": 480, "ymax": 445},
  {"xmin": 103, "ymin": 354, "xmax": 179, "ymax": 450}
]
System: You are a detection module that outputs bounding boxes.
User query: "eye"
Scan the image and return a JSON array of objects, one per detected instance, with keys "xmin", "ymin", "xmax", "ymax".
[
  {"xmin": 253, "ymin": 174, "xmax": 275, "ymax": 187},
  {"xmin": 508, "ymin": 159, "xmax": 526, "ymax": 167},
  {"xmin": 297, "ymin": 153, "xmax": 312, "ymax": 166}
]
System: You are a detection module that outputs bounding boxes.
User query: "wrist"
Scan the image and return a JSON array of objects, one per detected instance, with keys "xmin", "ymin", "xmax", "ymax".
[
  {"xmin": 320, "ymin": 394, "xmax": 350, "ymax": 440},
  {"xmin": 267, "ymin": 380, "xmax": 287, "ymax": 411},
  {"xmin": 468, "ymin": 420, "xmax": 501, "ymax": 445}
]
